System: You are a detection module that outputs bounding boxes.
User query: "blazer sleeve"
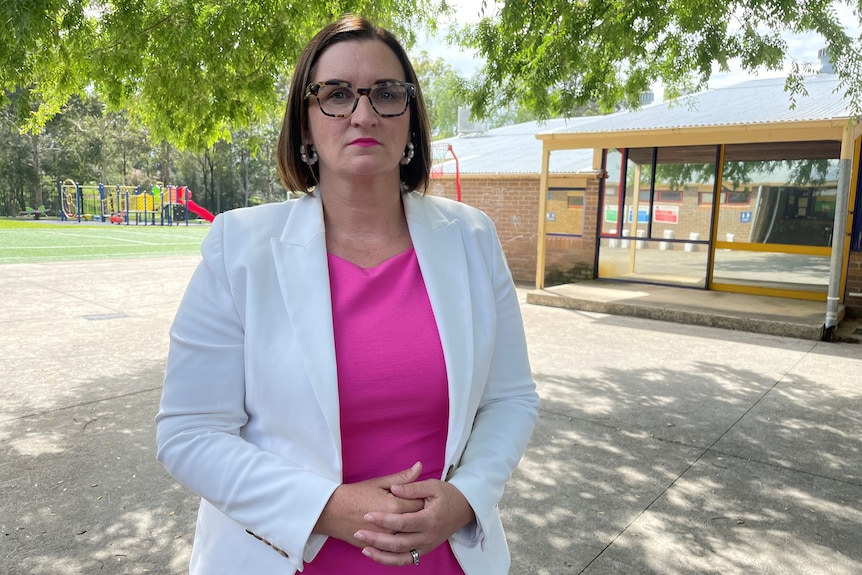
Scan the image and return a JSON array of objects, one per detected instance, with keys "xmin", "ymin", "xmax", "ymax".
[
  {"xmin": 447, "ymin": 214, "xmax": 540, "ymax": 548},
  {"xmin": 155, "ymin": 215, "xmax": 338, "ymax": 571}
]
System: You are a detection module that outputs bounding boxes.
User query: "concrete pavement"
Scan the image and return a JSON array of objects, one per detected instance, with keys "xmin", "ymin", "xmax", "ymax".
[{"xmin": 1, "ymin": 256, "xmax": 860, "ymax": 574}]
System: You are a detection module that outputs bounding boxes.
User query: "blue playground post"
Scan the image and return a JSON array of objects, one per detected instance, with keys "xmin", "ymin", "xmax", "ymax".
[
  {"xmin": 98, "ymin": 183, "xmax": 106, "ymax": 223},
  {"xmin": 125, "ymin": 188, "xmax": 131, "ymax": 225}
]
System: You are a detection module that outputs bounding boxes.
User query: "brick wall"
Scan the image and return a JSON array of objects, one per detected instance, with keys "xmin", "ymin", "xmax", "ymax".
[
  {"xmin": 428, "ymin": 175, "xmax": 539, "ymax": 284},
  {"xmin": 543, "ymin": 177, "xmax": 601, "ymax": 284},
  {"xmin": 427, "ymin": 173, "xmax": 598, "ymax": 285}
]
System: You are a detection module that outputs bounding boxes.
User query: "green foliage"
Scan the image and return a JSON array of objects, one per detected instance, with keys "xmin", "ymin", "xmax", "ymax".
[
  {"xmin": 412, "ymin": 50, "xmax": 465, "ymax": 137},
  {"xmin": 1, "ymin": 0, "xmax": 441, "ymax": 151},
  {"xmin": 723, "ymin": 159, "xmax": 834, "ymax": 189},
  {"xmin": 460, "ymin": 0, "xmax": 862, "ymax": 120}
]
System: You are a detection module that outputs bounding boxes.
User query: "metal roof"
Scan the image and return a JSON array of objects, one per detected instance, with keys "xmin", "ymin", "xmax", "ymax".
[
  {"xmin": 432, "ymin": 118, "xmax": 596, "ymax": 175},
  {"xmin": 543, "ymin": 74, "xmax": 853, "ymax": 135},
  {"xmin": 431, "ymin": 75, "xmax": 853, "ymax": 175}
]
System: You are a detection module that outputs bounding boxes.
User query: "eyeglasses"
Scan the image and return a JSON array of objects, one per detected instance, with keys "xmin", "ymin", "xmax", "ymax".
[{"xmin": 305, "ymin": 80, "xmax": 415, "ymax": 118}]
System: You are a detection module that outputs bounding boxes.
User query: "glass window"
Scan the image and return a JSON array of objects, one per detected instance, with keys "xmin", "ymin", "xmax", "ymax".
[
  {"xmin": 720, "ymin": 141, "xmax": 840, "ymax": 247},
  {"xmin": 601, "ymin": 149, "xmax": 625, "ymax": 236},
  {"xmin": 650, "ymin": 146, "xmax": 716, "ymax": 241},
  {"xmin": 567, "ymin": 194, "xmax": 584, "ymax": 208},
  {"xmin": 599, "ymin": 145, "xmax": 715, "ymax": 288},
  {"xmin": 657, "ymin": 190, "xmax": 683, "ymax": 203},
  {"xmin": 725, "ymin": 191, "xmax": 751, "ymax": 204}
]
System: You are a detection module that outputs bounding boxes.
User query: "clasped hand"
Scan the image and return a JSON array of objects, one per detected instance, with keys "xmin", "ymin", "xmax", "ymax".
[{"xmin": 314, "ymin": 461, "xmax": 475, "ymax": 567}]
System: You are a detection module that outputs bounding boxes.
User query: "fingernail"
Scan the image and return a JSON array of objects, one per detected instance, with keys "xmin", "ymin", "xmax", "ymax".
[
  {"xmin": 354, "ymin": 531, "xmax": 366, "ymax": 541},
  {"xmin": 363, "ymin": 514, "xmax": 374, "ymax": 521},
  {"xmin": 391, "ymin": 484, "xmax": 404, "ymax": 493},
  {"xmin": 361, "ymin": 548, "xmax": 372, "ymax": 557}
]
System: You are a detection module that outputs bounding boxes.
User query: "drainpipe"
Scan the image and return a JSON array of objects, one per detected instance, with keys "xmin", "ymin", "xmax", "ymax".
[{"xmin": 823, "ymin": 124, "xmax": 854, "ymax": 340}]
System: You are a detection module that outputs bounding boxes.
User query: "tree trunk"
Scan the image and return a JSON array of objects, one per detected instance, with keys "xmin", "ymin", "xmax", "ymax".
[
  {"xmin": 31, "ymin": 133, "xmax": 42, "ymax": 207},
  {"xmin": 161, "ymin": 140, "xmax": 171, "ymax": 184}
]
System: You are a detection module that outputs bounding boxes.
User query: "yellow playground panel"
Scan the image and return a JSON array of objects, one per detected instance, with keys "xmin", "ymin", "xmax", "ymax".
[
  {"xmin": 134, "ymin": 191, "xmax": 157, "ymax": 212},
  {"xmin": 104, "ymin": 186, "xmax": 161, "ymax": 217}
]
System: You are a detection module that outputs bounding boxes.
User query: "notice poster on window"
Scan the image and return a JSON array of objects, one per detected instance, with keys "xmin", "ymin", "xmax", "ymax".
[{"xmin": 653, "ymin": 205, "xmax": 679, "ymax": 224}]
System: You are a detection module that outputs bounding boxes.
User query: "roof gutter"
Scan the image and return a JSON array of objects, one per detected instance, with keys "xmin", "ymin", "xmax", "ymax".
[{"xmin": 536, "ymin": 119, "xmax": 850, "ymax": 151}]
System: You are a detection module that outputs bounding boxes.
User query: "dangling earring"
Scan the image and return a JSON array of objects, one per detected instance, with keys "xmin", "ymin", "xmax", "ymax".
[
  {"xmin": 400, "ymin": 142, "xmax": 415, "ymax": 165},
  {"xmin": 300, "ymin": 144, "xmax": 318, "ymax": 165}
]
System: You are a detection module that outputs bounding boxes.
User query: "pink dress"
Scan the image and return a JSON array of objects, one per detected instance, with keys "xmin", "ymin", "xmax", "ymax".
[{"xmin": 303, "ymin": 247, "xmax": 465, "ymax": 574}]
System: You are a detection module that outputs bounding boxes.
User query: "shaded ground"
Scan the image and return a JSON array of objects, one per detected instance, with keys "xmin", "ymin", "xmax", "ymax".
[{"xmin": 1, "ymin": 257, "xmax": 860, "ymax": 574}]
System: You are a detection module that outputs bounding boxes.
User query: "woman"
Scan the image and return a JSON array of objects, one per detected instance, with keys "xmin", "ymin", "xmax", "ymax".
[{"xmin": 156, "ymin": 15, "xmax": 539, "ymax": 574}]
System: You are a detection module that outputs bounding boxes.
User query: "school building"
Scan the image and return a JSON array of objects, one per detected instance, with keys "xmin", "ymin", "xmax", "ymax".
[{"xmin": 429, "ymin": 73, "xmax": 862, "ymax": 323}]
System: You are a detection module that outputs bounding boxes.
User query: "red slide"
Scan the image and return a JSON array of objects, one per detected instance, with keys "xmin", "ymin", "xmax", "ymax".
[
  {"xmin": 185, "ymin": 199, "xmax": 216, "ymax": 222},
  {"xmin": 176, "ymin": 186, "xmax": 216, "ymax": 222}
]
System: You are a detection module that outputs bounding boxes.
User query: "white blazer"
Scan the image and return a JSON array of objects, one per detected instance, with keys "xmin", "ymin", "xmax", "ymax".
[{"xmin": 156, "ymin": 191, "xmax": 539, "ymax": 574}]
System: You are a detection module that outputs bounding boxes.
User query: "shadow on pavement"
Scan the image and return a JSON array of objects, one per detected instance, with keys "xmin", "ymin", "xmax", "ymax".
[{"xmin": 504, "ymin": 361, "xmax": 862, "ymax": 575}]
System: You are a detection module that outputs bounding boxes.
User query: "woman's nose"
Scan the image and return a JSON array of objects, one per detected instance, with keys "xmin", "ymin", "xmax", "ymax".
[{"xmin": 351, "ymin": 94, "xmax": 378, "ymax": 125}]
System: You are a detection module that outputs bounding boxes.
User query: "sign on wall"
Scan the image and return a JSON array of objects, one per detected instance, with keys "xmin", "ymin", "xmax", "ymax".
[
  {"xmin": 626, "ymin": 207, "xmax": 650, "ymax": 223},
  {"xmin": 653, "ymin": 205, "xmax": 679, "ymax": 224}
]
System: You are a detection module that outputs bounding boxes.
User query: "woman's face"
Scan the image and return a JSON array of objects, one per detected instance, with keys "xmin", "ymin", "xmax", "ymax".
[{"xmin": 305, "ymin": 39, "xmax": 412, "ymax": 184}]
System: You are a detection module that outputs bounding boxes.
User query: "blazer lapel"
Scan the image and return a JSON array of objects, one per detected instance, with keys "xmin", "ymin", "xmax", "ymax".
[
  {"xmin": 404, "ymin": 193, "xmax": 474, "ymax": 470},
  {"xmin": 270, "ymin": 193, "xmax": 342, "ymax": 456}
]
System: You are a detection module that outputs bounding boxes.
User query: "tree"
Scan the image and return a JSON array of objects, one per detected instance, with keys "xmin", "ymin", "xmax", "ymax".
[
  {"xmin": 460, "ymin": 0, "xmax": 862, "ymax": 120},
  {"xmin": 412, "ymin": 50, "xmax": 465, "ymax": 138},
  {"xmin": 1, "ymin": 1, "xmax": 441, "ymax": 151},
  {"xmin": 0, "ymin": 93, "xmax": 37, "ymax": 215}
]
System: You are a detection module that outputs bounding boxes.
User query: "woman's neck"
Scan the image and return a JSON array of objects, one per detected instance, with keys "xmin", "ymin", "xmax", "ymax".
[{"xmin": 319, "ymin": 176, "xmax": 412, "ymax": 268}]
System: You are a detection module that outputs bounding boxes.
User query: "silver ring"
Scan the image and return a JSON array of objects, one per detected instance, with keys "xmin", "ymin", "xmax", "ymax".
[{"xmin": 410, "ymin": 548, "xmax": 420, "ymax": 566}]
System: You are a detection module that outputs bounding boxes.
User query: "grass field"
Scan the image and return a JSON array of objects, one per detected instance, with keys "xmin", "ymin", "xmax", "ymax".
[{"xmin": 0, "ymin": 218, "xmax": 210, "ymax": 264}]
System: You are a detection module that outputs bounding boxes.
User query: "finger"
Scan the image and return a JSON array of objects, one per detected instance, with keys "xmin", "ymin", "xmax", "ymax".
[
  {"xmin": 386, "ymin": 496, "xmax": 425, "ymax": 515},
  {"xmin": 387, "ymin": 461, "xmax": 422, "ymax": 488},
  {"xmin": 390, "ymin": 478, "xmax": 435, "ymax": 500},
  {"xmin": 362, "ymin": 508, "xmax": 424, "ymax": 534},
  {"xmin": 361, "ymin": 546, "xmax": 421, "ymax": 567},
  {"xmin": 354, "ymin": 528, "xmax": 424, "ymax": 554}
]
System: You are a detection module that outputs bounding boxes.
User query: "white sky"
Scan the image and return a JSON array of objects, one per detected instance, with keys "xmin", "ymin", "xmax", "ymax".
[{"xmin": 416, "ymin": 0, "xmax": 861, "ymax": 102}]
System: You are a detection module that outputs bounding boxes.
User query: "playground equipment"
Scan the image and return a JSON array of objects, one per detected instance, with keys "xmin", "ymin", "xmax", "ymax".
[
  {"xmin": 430, "ymin": 143, "xmax": 461, "ymax": 202},
  {"xmin": 58, "ymin": 180, "xmax": 214, "ymax": 224},
  {"xmin": 175, "ymin": 186, "xmax": 215, "ymax": 222}
]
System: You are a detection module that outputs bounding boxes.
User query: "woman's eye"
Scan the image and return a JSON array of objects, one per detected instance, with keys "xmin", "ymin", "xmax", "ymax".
[{"xmin": 327, "ymin": 89, "xmax": 352, "ymax": 101}]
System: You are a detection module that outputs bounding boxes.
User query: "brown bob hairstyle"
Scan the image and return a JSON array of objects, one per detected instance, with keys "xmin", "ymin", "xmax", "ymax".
[{"xmin": 276, "ymin": 15, "xmax": 432, "ymax": 195}]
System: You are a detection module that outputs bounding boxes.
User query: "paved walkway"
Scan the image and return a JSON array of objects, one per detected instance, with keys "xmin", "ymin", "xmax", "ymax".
[
  {"xmin": 528, "ymin": 280, "xmax": 861, "ymax": 342},
  {"xmin": 1, "ymin": 257, "xmax": 860, "ymax": 574}
]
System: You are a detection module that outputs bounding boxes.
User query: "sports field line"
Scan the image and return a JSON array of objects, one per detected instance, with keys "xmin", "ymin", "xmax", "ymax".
[
  {"xmin": 0, "ymin": 250, "xmax": 203, "ymax": 263},
  {"xmin": 4, "ymin": 242, "xmax": 203, "ymax": 250},
  {"xmin": 46, "ymin": 230, "xmax": 157, "ymax": 245},
  {"xmin": 105, "ymin": 227, "xmax": 209, "ymax": 239}
]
